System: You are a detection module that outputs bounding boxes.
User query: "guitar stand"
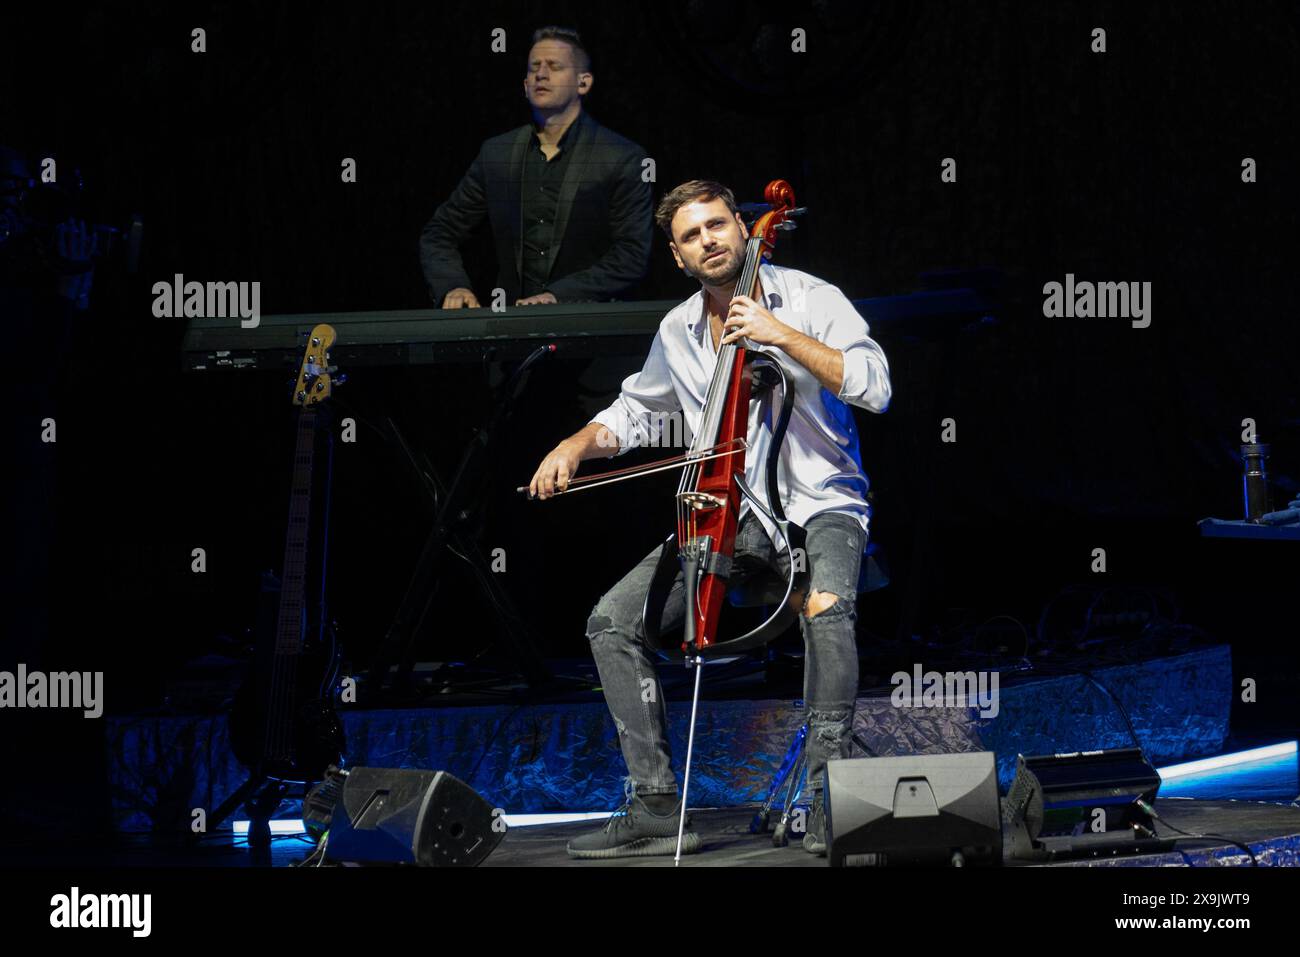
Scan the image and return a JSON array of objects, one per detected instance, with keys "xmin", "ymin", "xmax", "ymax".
[
  {"xmin": 751, "ymin": 724, "xmax": 809, "ymax": 846},
  {"xmin": 750, "ymin": 722, "xmax": 876, "ymax": 846},
  {"xmin": 189, "ymin": 772, "xmax": 295, "ymax": 856}
]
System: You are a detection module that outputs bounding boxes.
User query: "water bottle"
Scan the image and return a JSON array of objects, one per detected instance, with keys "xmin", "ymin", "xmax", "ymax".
[{"xmin": 1240, "ymin": 442, "xmax": 1272, "ymax": 522}]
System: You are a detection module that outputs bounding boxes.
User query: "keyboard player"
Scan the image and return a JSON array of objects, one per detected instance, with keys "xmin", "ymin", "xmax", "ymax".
[{"xmin": 418, "ymin": 26, "xmax": 652, "ymax": 309}]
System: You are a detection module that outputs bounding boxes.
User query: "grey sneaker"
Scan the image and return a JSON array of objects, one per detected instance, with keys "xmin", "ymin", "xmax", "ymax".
[
  {"xmin": 566, "ymin": 792, "xmax": 701, "ymax": 860},
  {"xmin": 803, "ymin": 790, "xmax": 827, "ymax": 856}
]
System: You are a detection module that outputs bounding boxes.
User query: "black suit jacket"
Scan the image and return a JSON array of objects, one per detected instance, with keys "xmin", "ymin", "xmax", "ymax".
[{"xmin": 418, "ymin": 111, "xmax": 653, "ymax": 304}]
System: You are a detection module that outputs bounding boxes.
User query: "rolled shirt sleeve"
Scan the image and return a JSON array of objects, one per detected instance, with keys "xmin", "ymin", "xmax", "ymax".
[
  {"xmin": 589, "ymin": 326, "xmax": 683, "ymax": 454},
  {"xmin": 809, "ymin": 284, "xmax": 893, "ymax": 413}
]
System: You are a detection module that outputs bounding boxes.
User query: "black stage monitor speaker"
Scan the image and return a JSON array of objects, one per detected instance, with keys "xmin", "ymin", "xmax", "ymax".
[
  {"xmin": 825, "ymin": 752, "xmax": 1001, "ymax": 867},
  {"xmin": 1002, "ymin": 747, "xmax": 1164, "ymax": 862},
  {"xmin": 318, "ymin": 766, "xmax": 504, "ymax": 867}
]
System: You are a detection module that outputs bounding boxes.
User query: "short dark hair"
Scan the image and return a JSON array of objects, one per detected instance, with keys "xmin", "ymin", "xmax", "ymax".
[
  {"xmin": 529, "ymin": 26, "xmax": 591, "ymax": 73},
  {"xmin": 654, "ymin": 180, "xmax": 740, "ymax": 241}
]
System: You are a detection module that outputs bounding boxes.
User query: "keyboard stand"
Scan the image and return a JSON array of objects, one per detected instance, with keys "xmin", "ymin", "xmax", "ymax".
[{"xmin": 366, "ymin": 347, "xmax": 556, "ymax": 699}]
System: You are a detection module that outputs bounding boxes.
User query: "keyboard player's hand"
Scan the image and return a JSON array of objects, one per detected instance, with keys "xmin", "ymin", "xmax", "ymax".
[
  {"xmin": 442, "ymin": 287, "xmax": 481, "ymax": 309},
  {"xmin": 516, "ymin": 292, "xmax": 557, "ymax": 306}
]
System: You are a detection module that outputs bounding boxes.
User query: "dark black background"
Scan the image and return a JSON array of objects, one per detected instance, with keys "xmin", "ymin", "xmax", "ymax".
[{"xmin": 2, "ymin": 1, "xmax": 1297, "ymax": 838}]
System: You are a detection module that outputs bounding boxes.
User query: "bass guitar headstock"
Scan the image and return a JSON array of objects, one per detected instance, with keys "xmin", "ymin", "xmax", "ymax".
[{"xmin": 293, "ymin": 323, "xmax": 341, "ymax": 407}]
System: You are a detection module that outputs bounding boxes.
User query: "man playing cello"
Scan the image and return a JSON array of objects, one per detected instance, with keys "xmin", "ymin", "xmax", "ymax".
[{"xmin": 528, "ymin": 180, "xmax": 892, "ymax": 858}]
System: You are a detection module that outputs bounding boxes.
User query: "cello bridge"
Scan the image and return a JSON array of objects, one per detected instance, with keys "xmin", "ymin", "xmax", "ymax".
[{"xmin": 678, "ymin": 491, "xmax": 725, "ymax": 511}]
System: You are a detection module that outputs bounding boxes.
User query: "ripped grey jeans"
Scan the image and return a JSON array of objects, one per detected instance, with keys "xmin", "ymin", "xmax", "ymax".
[{"xmin": 586, "ymin": 510, "xmax": 864, "ymax": 799}]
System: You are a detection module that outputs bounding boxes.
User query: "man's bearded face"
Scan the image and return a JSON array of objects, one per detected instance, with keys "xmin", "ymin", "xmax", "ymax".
[{"xmin": 670, "ymin": 198, "xmax": 746, "ymax": 285}]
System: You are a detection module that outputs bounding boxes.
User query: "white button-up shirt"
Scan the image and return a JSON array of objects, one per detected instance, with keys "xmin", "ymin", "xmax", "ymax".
[{"xmin": 590, "ymin": 263, "xmax": 892, "ymax": 540}]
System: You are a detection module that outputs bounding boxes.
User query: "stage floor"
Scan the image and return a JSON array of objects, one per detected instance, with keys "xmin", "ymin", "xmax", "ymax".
[
  {"xmin": 6, "ymin": 797, "xmax": 1295, "ymax": 868},
  {"xmin": 484, "ymin": 799, "xmax": 1300, "ymax": 868}
]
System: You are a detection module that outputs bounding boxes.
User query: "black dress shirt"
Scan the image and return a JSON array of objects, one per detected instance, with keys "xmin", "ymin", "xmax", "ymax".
[{"xmin": 519, "ymin": 123, "xmax": 575, "ymax": 298}]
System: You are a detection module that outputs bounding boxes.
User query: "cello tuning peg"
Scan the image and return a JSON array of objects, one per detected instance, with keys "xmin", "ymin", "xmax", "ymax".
[
  {"xmin": 789, "ymin": 206, "xmax": 809, "ymax": 217},
  {"xmin": 775, "ymin": 221, "xmax": 798, "ymax": 231}
]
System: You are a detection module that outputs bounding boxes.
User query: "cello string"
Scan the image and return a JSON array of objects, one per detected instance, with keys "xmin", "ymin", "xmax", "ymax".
[{"xmin": 694, "ymin": 245, "xmax": 753, "ymax": 483}]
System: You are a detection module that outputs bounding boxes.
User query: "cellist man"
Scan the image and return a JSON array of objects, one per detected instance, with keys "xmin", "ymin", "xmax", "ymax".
[{"xmin": 528, "ymin": 180, "xmax": 892, "ymax": 858}]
